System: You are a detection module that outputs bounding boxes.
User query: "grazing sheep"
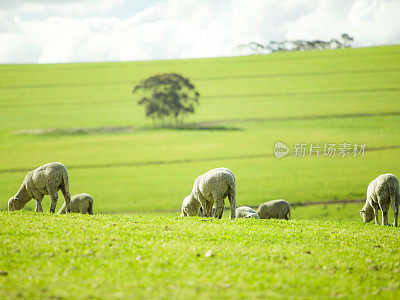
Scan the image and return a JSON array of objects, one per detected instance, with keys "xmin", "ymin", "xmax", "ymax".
[
  {"xmin": 58, "ymin": 193, "xmax": 93, "ymax": 214},
  {"xmin": 358, "ymin": 173, "xmax": 400, "ymax": 226},
  {"xmin": 183, "ymin": 167, "xmax": 236, "ymax": 219},
  {"xmin": 257, "ymin": 199, "xmax": 291, "ymax": 220},
  {"xmin": 8, "ymin": 162, "xmax": 71, "ymax": 213},
  {"xmin": 235, "ymin": 206, "xmax": 260, "ymax": 219}
]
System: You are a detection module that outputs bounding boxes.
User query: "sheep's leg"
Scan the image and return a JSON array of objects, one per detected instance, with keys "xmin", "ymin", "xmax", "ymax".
[
  {"xmin": 393, "ymin": 205, "xmax": 399, "ymax": 227},
  {"xmin": 35, "ymin": 199, "xmax": 43, "ymax": 213},
  {"xmin": 217, "ymin": 204, "xmax": 224, "ymax": 219},
  {"xmin": 382, "ymin": 210, "xmax": 389, "ymax": 226},
  {"xmin": 88, "ymin": 201, "xmax": 94, "ymax": 215},
  {"xmin": 49, "ymin": 193, "xmax": 58, "ymax": 213},
  {"xmin": 205, "ymin": 201, "xmax": 214, "ymax": 218},
  {"xmin": 392, "ymin": 192, "xmax": 399, "ymax": 227},
  {"xmin": 370, "ymin": 201, "xmax": 379, "ymax": 225},
  {"xmin": 197, "ymin": 193, "xmax": 210, "ymax": 217},
  {"xmin": 47, "ymin": 189, "xmax": 58, "ymax": 213},
  {"xmin": 228, "ymin": 188, "xmax": 236, "ymax": 219},
  {"xmin": 60, "ymin": 185, "xmax": 71, "ymax": 213},
  {"xmin": 378, "ymin": 195, "xmax": 390, "ymax": 226},
  {"xmin": 213, "ymin": 197, "xmax": 224, "ymax": 219},
  {"xmin": 205, "ymin": 193, "xmax": 214, "ymax": 217},
  {"xmin": 45, "ymin": 178, "xmax": 60, "ymax": 213},
  {"xmin": 33, "ymin": 193, "xmax": 44, "ymax": 213},
  {"xmin": 284, "ymin": 210, "xmax": 290, "ymax": 220},
  {"xmin": 197, "ymin": 207, "xmax": 204, "ymax": 217}
]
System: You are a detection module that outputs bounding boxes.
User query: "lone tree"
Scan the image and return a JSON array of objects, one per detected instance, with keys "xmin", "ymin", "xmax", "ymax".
[{"xmin": 133, "ymin": 73, "xmax": 200, "ymax": 127}]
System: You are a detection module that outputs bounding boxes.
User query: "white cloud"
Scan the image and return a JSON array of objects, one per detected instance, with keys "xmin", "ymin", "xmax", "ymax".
[
  {"xmin": 0, "ymin": 0, "xmax": 124, "ymax": 16},
  {"xmin": 285, "ymin": 0, "xmax": 400, "ymax": 46},
  {"xmin": 0, "ymin": 0, "xmax": 399, "ymax": 64}
]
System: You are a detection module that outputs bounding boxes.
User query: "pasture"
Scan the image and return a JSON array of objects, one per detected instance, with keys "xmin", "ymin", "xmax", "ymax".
[
  {"xmin": 1, "ymin": 46, "xmax": 400, "ymax": 298},
  {"xmin": 2, "ymin": 212, "xmax": 400, "ymax": 299},
  {"xmin": 0, "ymin": 45, "xmax": 399, "ymax": 214}
]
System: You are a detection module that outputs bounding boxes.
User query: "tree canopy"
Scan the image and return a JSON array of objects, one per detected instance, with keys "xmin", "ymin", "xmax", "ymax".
[{"xmin": 133, "ymin": 73, "xmax": 200, "ymax": 127}]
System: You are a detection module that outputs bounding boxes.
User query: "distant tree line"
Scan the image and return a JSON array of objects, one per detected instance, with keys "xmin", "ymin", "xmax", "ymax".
[
  {"xmin": 133, "ymin": 73, "xmax": 200, "ymax": 128},
  {"xmin": 236, "ymin": 33, "xmax": 354, "ymax": 55}
]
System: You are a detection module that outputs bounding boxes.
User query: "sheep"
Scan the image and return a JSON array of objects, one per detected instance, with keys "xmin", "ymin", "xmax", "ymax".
[
  {"xmin": 257, "ymin": 199, "xmax": 291, "ymax": 220},
  {"xmin": 358, "ymin": 173, "xmax": 400, "ymax": 226},
  {"xmin": 235, "ymin": 206, "xmax": 260, "ymax": 219},
  {"xmin": 58, "ymin": 193, "xmax": 93, "ymax": 214},
  {"xmin": 183, "ymin": 167, "xmax": 236, "ymax": 219},
  {"xmin": 8, "ymin": 162, "xmax": 71, "ymax": 213}
]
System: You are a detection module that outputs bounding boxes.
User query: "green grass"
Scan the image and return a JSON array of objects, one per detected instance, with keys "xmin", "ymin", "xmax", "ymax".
[
  {"xmin": 2, "ymin": 46, "xmax": 400, "ymax": 299},
  {"xmin": 0, "ymin": 45, "xmax": 400, "ymax": 215},
  {"xmin": 1, "ymin": 211, "xmax": 400, "ymax": 299}
]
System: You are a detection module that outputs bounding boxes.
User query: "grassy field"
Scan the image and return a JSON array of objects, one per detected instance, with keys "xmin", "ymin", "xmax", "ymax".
[
  {"xmin": 1, "ymin": 47, "xmax": 400, "ymax": 299},
  {"xmin": 1, "ymin": 211, "xmax": 400, "ymax": 299},
  {"xmin": 0, "ymin": 45, "xmax": 400, "ymax": 215}
]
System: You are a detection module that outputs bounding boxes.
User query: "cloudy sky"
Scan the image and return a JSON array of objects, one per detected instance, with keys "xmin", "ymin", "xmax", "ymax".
[{"xmin": 1, "ymin": 0, "xmax": 399, "ymax": 64}]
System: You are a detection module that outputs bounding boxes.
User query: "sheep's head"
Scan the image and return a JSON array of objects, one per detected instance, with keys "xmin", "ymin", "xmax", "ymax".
[
  {"xmin": 247, "ymin": 213, "xmax": 260, "ymax": 219},
  {"xmin": 8, "ymin": 197, "xmax": 23, "ymax": 212},
  {"xmin": 358, "ymin": 202, "xmax": 374, "ymax": 223}
]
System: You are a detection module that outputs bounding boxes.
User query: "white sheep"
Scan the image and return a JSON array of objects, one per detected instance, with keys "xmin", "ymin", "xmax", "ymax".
[
  {"xmin": 235, "ymin": 206, "xmax": 260, "ymax": 219},
  {"xmin": 183, "ymin": 167, "xmax": 236, "ymax": 219},
  {"xmin": 257, "ymin": 199, "xmax": 291, "ymax": 220},
  {"xmin": 58, "ymin": 193, "xmax": 93, "ymax": 214},
  {"xmin": 8, "ymin": 162, "xmax": 71, "ymax": 213},
  {"xmin": 358, "ymin": 173, "xmax": 400, "ymax": 226}
]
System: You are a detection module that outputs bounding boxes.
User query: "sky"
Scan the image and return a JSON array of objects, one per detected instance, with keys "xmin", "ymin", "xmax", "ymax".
[{"xmin": 0, "ymin": 0, "xmax": 399, "ymax": 64}]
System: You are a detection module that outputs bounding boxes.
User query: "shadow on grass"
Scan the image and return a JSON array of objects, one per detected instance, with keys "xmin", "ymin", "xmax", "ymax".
[
  {"xmin": 14, "ymin": 124, "xmax": 241, "ymax": 136},
  {"xmin": 165, "ymin": 124, "xmax": 241, "ymax": 131}
]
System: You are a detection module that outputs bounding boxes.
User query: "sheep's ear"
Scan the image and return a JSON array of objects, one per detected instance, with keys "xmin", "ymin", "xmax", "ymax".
[{"xmin": 358, "ymin": 210, "xmax": 364, "ymax": 213}]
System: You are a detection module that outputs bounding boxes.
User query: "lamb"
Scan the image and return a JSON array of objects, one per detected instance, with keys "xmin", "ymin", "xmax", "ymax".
[
  {"xmin": 8, "ymin": 162, "xmax": 71, "ymax": 213},
  {"xmin": 235, "ymin": 206, "xmax": 260, "ymax": 219},
  {"xmin": 183, "ymin": 167, "xmax": 236, "ymax": 219},
  {"xmin": 358, "ymin": 173, "xmax": 400, "ymax": 226},
  {"xmin": 257, "ymin": 199, "xmax": 291, "ymax": 220},
  {"xmin": 58, "ymin": 193, "xmax": 93, "ymax": 214}
]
